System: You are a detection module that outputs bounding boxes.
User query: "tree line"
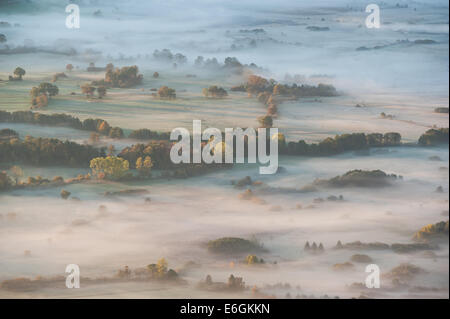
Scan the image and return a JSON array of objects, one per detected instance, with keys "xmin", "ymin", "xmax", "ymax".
[{"xmin": 0, "ymin": 110, "xmax": 168, "ymax": 141}]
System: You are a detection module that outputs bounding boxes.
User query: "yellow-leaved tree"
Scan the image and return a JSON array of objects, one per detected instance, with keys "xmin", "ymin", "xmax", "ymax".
[
  {"xmin": 90, "ymin": 156, "xmax": 129, "ymax": 180},
  {"xmin": 136, "ymin": 156, "xmax": 153, "ymax": 177}
]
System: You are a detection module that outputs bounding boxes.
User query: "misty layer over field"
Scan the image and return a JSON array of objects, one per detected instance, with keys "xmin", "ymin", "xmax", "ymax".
[{"xmin": 0, "ymin": 0, "xmax": 448, "ymax": 298}]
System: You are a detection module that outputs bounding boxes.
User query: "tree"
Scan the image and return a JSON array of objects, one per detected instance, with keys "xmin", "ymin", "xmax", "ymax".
[
  {"xmin": 97, "ymin": 86, "xmax": 107, "ymax": 98},
  {"xmin": 0, "ymin": 34, "xmax": 6, "ymax": 43},
  {"xmin": 66, "ymin": 64, "xmax": 74, "ymax": 72},
  {"xmin": 89, "ymin": 156, "xmax": 129, "ymax": 180},
  {"xmin": 10, "ymin": 165, "xmax": 23, "ymax": 185},
  {"xmin": 97, "ymin": 121, "xmax": 111, "ymax": 135},
  {"xmin": 13, "ymin": 67, "xmax": 26, "ymax": 80},
  {"xmin": 153, "ymin": 72, "xmax": 159, "ymax": 78},
  {"xmin": 136, "ymin": 156, "xmax": 153, "ymax": 177},
  {"xmin": 247, "ymin": 75, "xmax": 269, "ymax": 94},
  {"xmin": 104, "ymin": 65, "xmax": 143, "ymax": 88}
]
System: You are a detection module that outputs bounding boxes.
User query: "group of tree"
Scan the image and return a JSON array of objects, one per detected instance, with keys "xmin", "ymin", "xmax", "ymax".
[
  {"xmin": 418, "ymin": 128, "xmax": 449, "ymax": 146},
  {"xmin": 232, "ymin": 74, "xmax": 337, "ymax": 118},
  {"xmin": 116, "ymin": 258, "xmax": 178, "ymax": 281},
  {"xmin": 280, "ymin": 132, "xmax": 402, "ymax": 156},
  {"xmin": 194, "ymin": 56, "xmax": 260, "ymax": 75},
  {"xmin": 81, "ymin": 83, "xmax": 107, "ymax": 99},
  {"xmin": 0, "ymin": 128, "xmax": 18, "ymax": 140},
  {"xmin": 9, "ymin": 67, "xmax": 25, "ymax": 81},
  {"xmin": 153, "ymin": 49, "xmax": 187, "ymax": 65},
  {"xmin": 91, "ymin": 65, "xmax": 143, "ymax": 88},
  {"xmin": 30, "ymin": 82, "xmax": 59, "ymax": 108},
  {"xmin": 89, "ymin": 156, "xmax": 130, "ymax": 180},
  {"xmin": 158, "ymin": 86, "xmax": 176, "ymax": 99},
  {"xmin": 0, "ymin": 110, "xmax": 168, "ymax": 141},
  {"xmin": 87, "ymin": 62, "xmax": 114, "ymax": 72},
  {"xmin": 202, "ymin": 86, "xmax": 228, "ymax": 98},
  {"xmin": 0, "ymin": 135, "xmax": 105, "ymax": 167},
  {"xmin": 118, "ymin": 141, "xmax": 171, "ymax": 170},
  {"xmin": 136, "ymin": 156, "xmax": 153, "ymax": 177}
]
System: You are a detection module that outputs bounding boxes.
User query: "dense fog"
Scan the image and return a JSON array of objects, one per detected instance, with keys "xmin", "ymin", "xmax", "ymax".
[{"xmin": 0, "ymin": 0, "xmax": 448, "ymax": 298}]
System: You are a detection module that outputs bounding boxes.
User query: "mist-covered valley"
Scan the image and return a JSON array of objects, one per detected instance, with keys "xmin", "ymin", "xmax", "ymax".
[{"xmin": 0, "ymin": 0, "xmax": 448, "ymax": 298}]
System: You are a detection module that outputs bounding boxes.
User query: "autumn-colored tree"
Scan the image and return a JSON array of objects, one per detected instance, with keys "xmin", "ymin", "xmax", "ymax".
[
  {"xmin": 246, "ymin": 75, "xmax": 269, "ymax": 95},
  {"xmin": 136, "ymin": 156, "xmax": 153, "ymax": 177},
  {"xmin": 156, "ymin": 258, "xmax": 168, "ymax": 276},
  {"xmin": 66, "ymin": 64, "xmax": 74, "ymax": 72},
  {"xmin": 97, "ymin": 120, "xmax": 111, "ymax": 135},
  {"xmin": 158, "ymin": 86, "xmax": 176, "ymax": 99}
]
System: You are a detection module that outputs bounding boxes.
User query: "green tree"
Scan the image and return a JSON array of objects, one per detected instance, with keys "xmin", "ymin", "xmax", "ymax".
[{"xmin": 13, "ymin": 67, "xmax": 26, "ymax": 80}]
